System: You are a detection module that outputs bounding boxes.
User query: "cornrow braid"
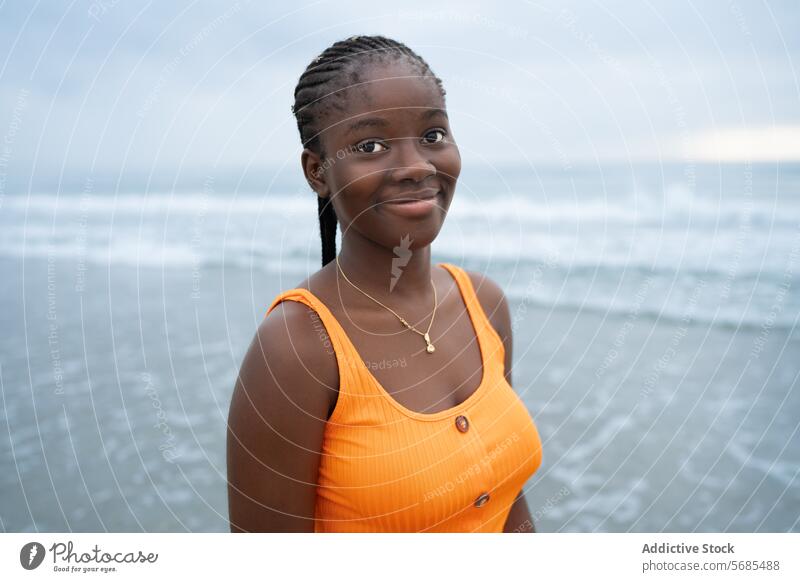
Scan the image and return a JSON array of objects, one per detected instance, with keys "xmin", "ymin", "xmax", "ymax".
[{"xmin": 291, "ymin": 35, "xmax": 446, "ymax": 267}]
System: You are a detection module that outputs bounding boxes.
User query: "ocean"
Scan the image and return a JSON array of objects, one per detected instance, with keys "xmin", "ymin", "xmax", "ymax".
[{"xmin": 1, "ymin": 161, "xmax": 798, "ymax": 532}]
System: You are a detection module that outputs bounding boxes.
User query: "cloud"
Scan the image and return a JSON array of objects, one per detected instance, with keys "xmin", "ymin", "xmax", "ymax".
[
  {"xmin": 0, "ymin": 0, "xmax": 798, "ymax": 188},
  {"xmin": 682, "ymin": 125, "xmax": 800, "ymax": 162}
]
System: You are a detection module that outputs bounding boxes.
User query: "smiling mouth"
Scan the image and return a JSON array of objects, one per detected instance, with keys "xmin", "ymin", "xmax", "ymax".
[
  {"xmin": 382, "ymin": 188, "xmax": 440, "ymax": 204},
  {"xmin": 379, "ymin": 191, "xmax": 442, "ymax": 218},
  {"xmin": 384, "ymin": 196, "xmax": 436, "ymax": 204}
]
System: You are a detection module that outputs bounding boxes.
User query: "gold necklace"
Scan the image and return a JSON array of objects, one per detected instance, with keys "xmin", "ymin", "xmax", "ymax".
[{"xmin": 335, "ymin": 254, "xmax": 437, "ymax": 354}]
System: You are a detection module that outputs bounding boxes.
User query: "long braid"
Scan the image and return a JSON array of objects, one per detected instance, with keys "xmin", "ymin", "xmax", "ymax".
[
  {"xmin": 291, "ymin": 35, "xmax": 446, "ymax": 266},
  {"xmin": 318, "ymin": 195, "xmax": 337, "ymax": 267}
]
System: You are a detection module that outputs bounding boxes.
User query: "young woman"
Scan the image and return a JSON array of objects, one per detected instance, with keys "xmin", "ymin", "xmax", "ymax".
[{"xmin": 227, "ymin": 35, "xmax": 543, "ymax": 532}]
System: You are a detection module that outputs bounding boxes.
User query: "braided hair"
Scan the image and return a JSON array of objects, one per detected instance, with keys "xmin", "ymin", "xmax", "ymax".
[{"xmin": 291, "ymin": 35, "xmax": 446, "ymax": 266}]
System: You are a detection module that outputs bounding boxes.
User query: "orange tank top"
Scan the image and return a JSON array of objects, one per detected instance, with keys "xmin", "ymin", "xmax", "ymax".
[{"xmin": 265, "ymin": 262, "xmax": 543, "ymax": 532}]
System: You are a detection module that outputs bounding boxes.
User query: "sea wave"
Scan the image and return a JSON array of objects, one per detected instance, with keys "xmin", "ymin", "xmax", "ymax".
[{"xmin": 2, "ymin": 191, "xmax": 797, "ymax": 331}]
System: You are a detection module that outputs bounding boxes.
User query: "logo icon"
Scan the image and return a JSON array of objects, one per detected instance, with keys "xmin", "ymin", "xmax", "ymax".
[
  {"xmin": 390, "ymin": 234, "xmax": 413, "ymax": 292},
  {"xmin": 20, "ymin": 542, "xmax": 46, "ymax": 570}
]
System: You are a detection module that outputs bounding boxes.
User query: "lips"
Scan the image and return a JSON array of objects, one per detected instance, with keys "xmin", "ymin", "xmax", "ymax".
[
  {"xmin": 379, "ymin": 188, "xmax": 442, "ymax": 219},
  {"xmin": 382, "ymin": 187, "xmax": 439, "ymax": 204}
]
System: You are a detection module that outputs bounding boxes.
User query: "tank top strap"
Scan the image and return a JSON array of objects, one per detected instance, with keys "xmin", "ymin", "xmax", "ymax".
[
  {"xmin": 265, "ymin": 288, "xmax": 370, "ymax": 417},
  {"xmin": 436, "ymin": 263, "xmax": 506, "ymax": 365}
]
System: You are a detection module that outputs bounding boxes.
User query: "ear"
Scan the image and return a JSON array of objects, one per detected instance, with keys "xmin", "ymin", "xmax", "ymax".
[{"xmin": 301, "ymin": 148, "xmax": 330, "ymax": 198}]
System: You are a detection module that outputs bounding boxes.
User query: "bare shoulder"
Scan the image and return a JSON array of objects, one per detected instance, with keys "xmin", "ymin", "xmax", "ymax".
[
  {"xmin": 464, "ymin": 269, "xmax": 512, "ymax": 341},
  {"xmin": 244, "ymin": 298, "xmax": 339, "ymax": 418},
  {"xmin": 226, "ymin": 298, "xmax": 338, "ymax": 532}
]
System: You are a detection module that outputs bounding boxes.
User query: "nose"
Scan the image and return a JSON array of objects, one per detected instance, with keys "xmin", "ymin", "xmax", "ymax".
[{"xmin": 390, "ymin": 137, "xmax": 436, "ymax": 182}]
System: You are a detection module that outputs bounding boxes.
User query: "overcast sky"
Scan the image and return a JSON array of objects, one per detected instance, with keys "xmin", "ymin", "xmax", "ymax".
[{"xmin": 0, "ymin": 0, "xmax": 798, "ymax": 192}]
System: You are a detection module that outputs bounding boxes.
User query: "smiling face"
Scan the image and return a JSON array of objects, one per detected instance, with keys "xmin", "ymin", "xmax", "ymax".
[{"xmin": 302, "ymin": 59, "xmax": 461, "ymax": 252}]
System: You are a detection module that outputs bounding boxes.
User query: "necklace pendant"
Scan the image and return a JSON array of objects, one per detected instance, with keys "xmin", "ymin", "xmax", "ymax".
[{"xmin": 424, "ymin": 333, "xmax": 435, "ymax": 353}]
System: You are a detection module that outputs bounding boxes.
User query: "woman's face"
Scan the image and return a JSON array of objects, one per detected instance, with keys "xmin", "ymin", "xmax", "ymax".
[{"xmin": 305, "ymin": 59, "xmax": 461, "ymax": 252}]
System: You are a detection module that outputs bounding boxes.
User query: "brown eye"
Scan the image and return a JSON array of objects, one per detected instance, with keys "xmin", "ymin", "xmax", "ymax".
[
  {"xmin": 355, "ymin": 140, "xmax": 388, "ymax": 153},
  {"xmin": 422, "ymin": 129, "xmax": 446, "ymax": 144}
]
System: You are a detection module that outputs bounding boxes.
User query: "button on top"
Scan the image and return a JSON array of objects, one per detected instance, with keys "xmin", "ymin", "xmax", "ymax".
[
  {"xmin": 455, "ymin": 415, "xmax": 469, "ymax": 433},
  {"xmin": 474, "ymin": 492, "xmax": 490, "ymax": 507}
]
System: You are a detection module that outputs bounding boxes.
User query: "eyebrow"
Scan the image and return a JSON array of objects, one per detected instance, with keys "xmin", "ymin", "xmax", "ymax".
[
  {"xmin": 421, "ymin": 108, "xmax": 448, "ymax": 121},
  {"xmin": 343, "ymin": 117, "xmax": 390, "ymax": 136},
  {"xmin": 343, "ymin": 108, "xmax": 449, "ymax": 136}
]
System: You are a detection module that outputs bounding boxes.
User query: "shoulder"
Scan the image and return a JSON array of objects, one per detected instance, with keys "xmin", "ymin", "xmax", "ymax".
[
  {"xmin": 227, "ymin": 296, "xmax": 337, "ymax": 532},
  {"xmin": 263, "ymin": 298, "xmax": 336, "ymax": 361},
  {"xmin": 461, "ymin": 268, "xmax": 514, "ymax": 381},
  {"xmin": 236, "ymin": 297, "xmax": 339, "ymax": 420},
  {"xmin": 257, "ymin": 263, "xmax": 340, "ymax": 396},
  {"xmin": 463, "ymin": 269, "xmax": 511, "ymax": 342}
]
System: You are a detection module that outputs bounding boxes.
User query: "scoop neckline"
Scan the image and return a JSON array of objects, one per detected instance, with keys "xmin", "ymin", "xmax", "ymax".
[{"xmin": 297, "ymin": 262, "xmax": 492, "ymax": 421}]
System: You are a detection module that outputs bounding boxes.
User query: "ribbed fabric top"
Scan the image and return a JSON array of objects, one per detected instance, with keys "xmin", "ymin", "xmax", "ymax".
[{"xmin": 265, "ymin": 262, "xmax": 543, "ymax": 532}]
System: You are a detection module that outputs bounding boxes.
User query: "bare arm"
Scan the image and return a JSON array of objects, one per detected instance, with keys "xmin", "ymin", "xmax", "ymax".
[
  {"xmin": 503, "ymin": 490, "xmax": 536, "ymax": 533},
  {"xmin": 468, "ymin": 271, "xmax": 536, "ymax": 533},
  {"xmin": 226, "ymin": 301, "xmax": 338, "ymax": 532}
]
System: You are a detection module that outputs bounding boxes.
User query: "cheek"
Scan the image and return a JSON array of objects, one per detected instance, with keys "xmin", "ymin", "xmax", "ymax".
[
  {"xmin": 339, "ymin": 162, "xmax": 384, "ymax": 199},
  {"xmin": 329, "ymin": 162, "xmax": 384, "ymax": 217},
  {"xmin": 436, "ymin": 146, "xmax": 461, "ymax": 184}
]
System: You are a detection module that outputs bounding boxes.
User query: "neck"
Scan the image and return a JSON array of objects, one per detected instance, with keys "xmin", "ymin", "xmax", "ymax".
[{"xmin": 335, "ymin": 234, "xmax": 433, "ymax": 304}]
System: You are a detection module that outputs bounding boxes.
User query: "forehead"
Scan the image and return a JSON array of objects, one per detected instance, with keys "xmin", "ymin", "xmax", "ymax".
[{"xmin": 332, "ymin": 60, "xmax": 444, "ymax": 122}]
